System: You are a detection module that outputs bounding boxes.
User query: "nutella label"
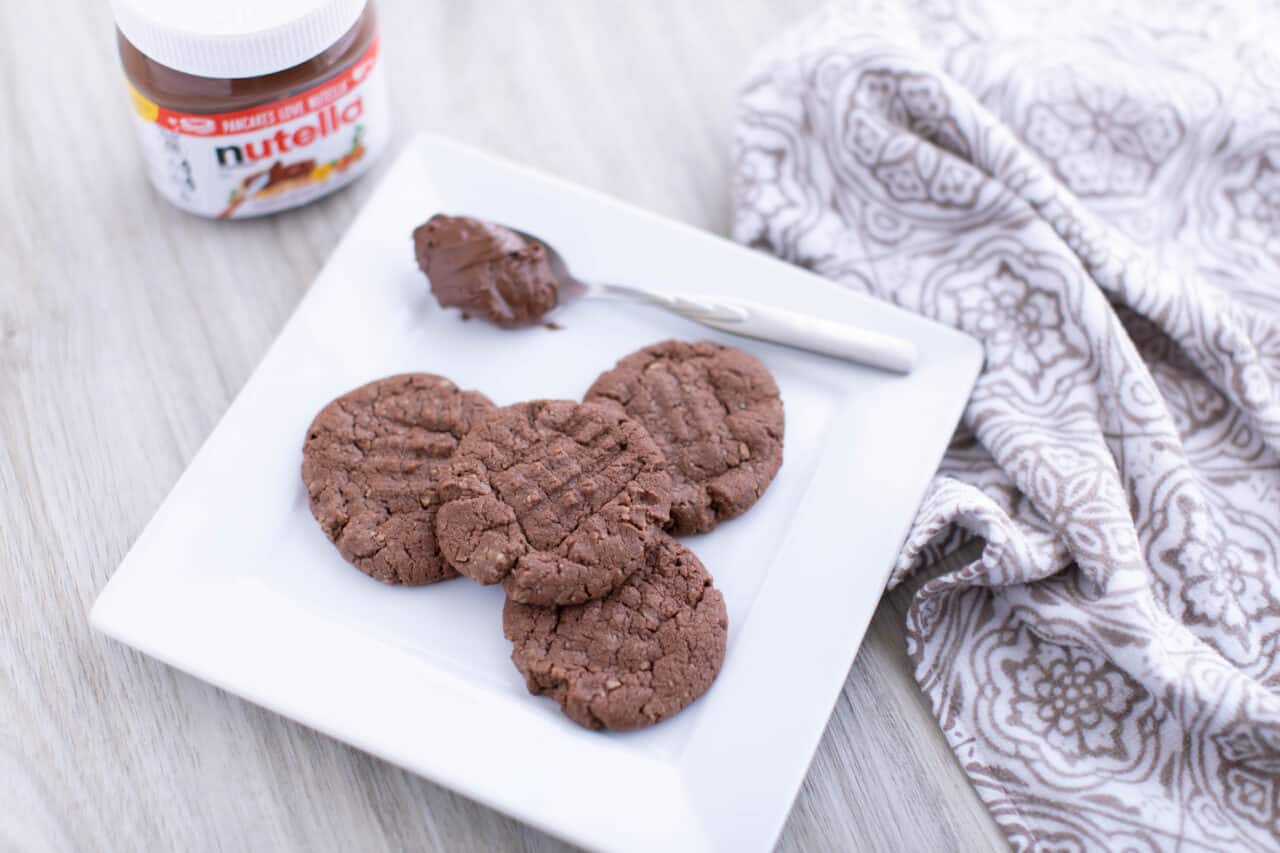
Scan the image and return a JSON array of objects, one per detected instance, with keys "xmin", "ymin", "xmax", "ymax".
[{"xmin": 127, "ymin": 39, "xmax": 388, "ymax": 219}]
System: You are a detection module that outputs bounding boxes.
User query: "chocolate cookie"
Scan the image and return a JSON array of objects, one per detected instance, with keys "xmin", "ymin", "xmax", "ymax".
[
  {"xmin": 585, "ymin": 340, "xmax": 784, "ymax": 535},
  {"xmin": 302, "ymin": 373, "xmax": 495, "ymax": 585},
  {"xmin": 503, "ymin": 533, "xmax": 728, "ymax": 731},
  {"xmin": 435, "ymin": 400, "xmax": 672, "ymax": 606}
]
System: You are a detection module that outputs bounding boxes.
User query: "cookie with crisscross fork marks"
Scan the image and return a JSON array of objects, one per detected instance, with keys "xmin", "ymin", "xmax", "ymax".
[
  {"xmin": 302, "ymin": 373, "xmax": 496, "ymax": 585},
  {"xmin": 435, "ymin": 400, "xmax": 673, "ymax": 606},
  {"xmin": 503, "ymin": 532, "xmax": 727, "ymax": 730},
  {"xmin": 585, "ymin": 340, "xmax": 784, "ymax": 535}
]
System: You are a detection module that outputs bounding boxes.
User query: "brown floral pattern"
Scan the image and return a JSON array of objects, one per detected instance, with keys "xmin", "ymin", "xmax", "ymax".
[
  {"xmin": 1195, "ymin": 133, "xmax": 1280, "ymax": 308},
  {"xmin": 843, "ymin": 69, "xmax": 984, "ymax": 209},
  {"xmin": 1005, "ymin": 640, "xmax": 1136, "ymax": 760},
  {"xmin": 734, "ymin": 1, "xmax": 1280, "ymax": 850},
  {"xmin": 1023, "ymin": 78, "xmax": 1183, "ymax": 197},
  {"xmin": 1224, "ymin": 154, "xmax": 1280, "ymax": 255}
]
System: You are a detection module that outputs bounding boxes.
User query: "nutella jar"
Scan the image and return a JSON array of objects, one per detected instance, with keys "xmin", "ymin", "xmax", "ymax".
[{"xmin": 112, "ymin": 0, "xmax": 389, "ymax": 219}]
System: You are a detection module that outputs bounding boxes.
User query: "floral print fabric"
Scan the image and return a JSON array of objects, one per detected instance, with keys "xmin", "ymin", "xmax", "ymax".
[{"xmin": 732, "ymin": 2, "xmax": 1280, "ymax": 849}]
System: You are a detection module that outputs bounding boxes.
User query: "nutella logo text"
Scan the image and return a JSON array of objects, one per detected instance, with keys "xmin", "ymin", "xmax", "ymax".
[
  {"xmin": 214, "ymin": 98, "xmax": 364, "ymax": 168},
  {"xmin": 127, "ymin": 35, "xmax": 384, "ymax": 218}
]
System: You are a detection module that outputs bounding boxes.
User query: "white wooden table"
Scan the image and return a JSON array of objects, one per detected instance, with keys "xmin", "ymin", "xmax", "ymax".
[{"xmin": 0, "ymin": 1, "xmax": 1005, "ymax": 849}]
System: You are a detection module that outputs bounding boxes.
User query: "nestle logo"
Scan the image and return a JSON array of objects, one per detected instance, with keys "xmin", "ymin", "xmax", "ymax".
[{"xmin": 178, "ymin": 116, "xmax": 217, "ymax": 135}]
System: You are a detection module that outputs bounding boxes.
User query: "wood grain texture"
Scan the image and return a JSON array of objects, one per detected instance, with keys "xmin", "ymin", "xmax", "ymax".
[{"xmin": 0, "ymin": 1, "xmax": 1005, "ymax": 850}]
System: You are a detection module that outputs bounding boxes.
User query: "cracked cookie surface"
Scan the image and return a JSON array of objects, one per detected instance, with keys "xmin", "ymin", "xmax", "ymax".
[
  {"xmin": 302, "ymin": 373, "xmax": 495, "ymax": 585},
  {"xmin": 503, "ymin": 532, "xmax": 728, "ymax": 730},
  {"xmin": 435, "ymin": 399, "xmax": 672, "ymax": 606},
  {"xmin": 585, "ymin": 339, "xmax": 784, "ymax": 535}
]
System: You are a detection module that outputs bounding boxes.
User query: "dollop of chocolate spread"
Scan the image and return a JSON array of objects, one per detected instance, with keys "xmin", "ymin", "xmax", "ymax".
[{"xmin": 412, "ymin": 214, "xmax": 560, "ymax": 328}]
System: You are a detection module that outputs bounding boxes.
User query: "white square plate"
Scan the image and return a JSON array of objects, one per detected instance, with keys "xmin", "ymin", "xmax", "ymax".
[{"xmin": 92, "ymin": 134, "xmax": 981, "ymax": 852}]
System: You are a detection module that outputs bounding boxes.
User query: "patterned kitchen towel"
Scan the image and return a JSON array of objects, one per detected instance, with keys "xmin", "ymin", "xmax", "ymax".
[{"xmin": 733, "ymin": 2, "xmax": 1280, "ymax": 849}]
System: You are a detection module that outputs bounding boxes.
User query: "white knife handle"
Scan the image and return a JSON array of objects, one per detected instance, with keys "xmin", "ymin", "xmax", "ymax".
[{"xmin": 599, "ymin": 285, "xmax": 918, "ymax": 374}]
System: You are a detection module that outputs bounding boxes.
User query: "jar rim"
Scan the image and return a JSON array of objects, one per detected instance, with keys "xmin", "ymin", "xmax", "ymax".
[{"xmin": 111, "ymin": 0, "xmax": 367, "ymax": 79}]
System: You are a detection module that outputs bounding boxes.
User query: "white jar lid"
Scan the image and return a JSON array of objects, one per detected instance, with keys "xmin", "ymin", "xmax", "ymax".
[{"xmin": 112, "ymin": 0, "xmax": 367, "ymax": 80}]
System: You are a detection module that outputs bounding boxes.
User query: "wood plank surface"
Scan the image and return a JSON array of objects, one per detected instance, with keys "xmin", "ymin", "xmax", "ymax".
[{"xmin": 0, "ymin": 1, "xmax": 1005, "ymax": 850}]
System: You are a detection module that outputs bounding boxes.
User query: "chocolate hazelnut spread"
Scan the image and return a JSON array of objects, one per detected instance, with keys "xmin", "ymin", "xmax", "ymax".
[
  {"xmin": 412, "ymin": 215, "xmax": 562, "ymax": 328},
  {"xmin": 112, "ymin": 0, "xmax": 388, "ymax": 218}
]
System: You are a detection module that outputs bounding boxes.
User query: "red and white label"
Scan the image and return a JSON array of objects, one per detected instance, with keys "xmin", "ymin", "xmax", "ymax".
[{"xmin": 128, "ymin": 39, "xmax": 388, "ymax": 219}]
